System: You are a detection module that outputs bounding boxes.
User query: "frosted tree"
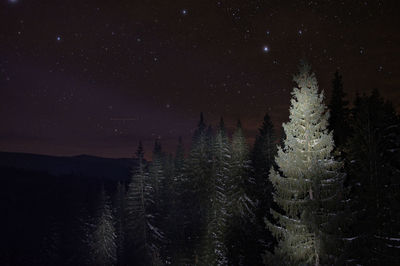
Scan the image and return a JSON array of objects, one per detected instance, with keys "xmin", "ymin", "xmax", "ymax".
[
  {"xmin": 265, "ymin": 62, "xmax": 345, "ymax": 265},
  {"xmin": 226, "ymin": 120, "xmax": 255, "ymax": 265},
  {"xmin": 114, "ymin": 182, "xmax": 126, "ymax": 265},
  {"xmin": 125, "ymin": 142, "xmax": 162, "ymax": 265},
  {"xmin": 201, "ymin": 118, "xmax": 230, "ymax": 265},
  {"xmin": 229, "ymin": 120, "xmax": 253, "ymax": 218},
  {"xmin": 181, "ymin": 112, "xmax": 213, "ymax": 263},
  {"xmin": 90, "ymin": 187, "xmax": 117, "ymax": 266},
  {"xmin": 162, "ymin": 138, "xmax": 187, "ymax": 265}
]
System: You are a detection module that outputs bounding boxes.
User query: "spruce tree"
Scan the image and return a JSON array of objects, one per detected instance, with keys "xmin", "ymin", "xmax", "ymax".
[
  {"xmin": 226, "ymin": 120, "xmax": 255, "ymax": 265},
  {"xmin": 328, "ymin": 71, "xmax": 350, "ymax": 148},
  {"xmin": 90, "ymin": 187, "xmax": 117, "ymax": 266},
  {"xmin": 345, "ymin": 89, "xmax": 400, "ymax": 264},
  {"xmin": 125, "ymin": 142, "xmax": 162, "ymax": 265},
  {"xmin": 250, "ymin": 112, "xmax": 277, "ymax": 264},
  {"xmin": 114, "ymin": 182, "xmax": 126, "ymax": 266},
  {"xmin": 182, "ymin": 113, "xmax": 213, "ymax": 263},
  {"xmin": 202, "ymin": 117, "xmax": 230, "ymax": 265},
  {"xmin": 159, "ymin": 152, "xmax": 176, "ymax": 264},
  {"xmin": 265, "ymin": 62, "xmax": 345, "ymax": 265},
  {"xmin": 229, "ymin": 120, "xmax": 253, "ymax": 218},
  {"xmin": 165, "ymin": 138, "xmax": 187, "ymax": 264}
]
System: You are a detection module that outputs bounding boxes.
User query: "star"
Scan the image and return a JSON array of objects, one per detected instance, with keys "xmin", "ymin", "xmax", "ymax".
[
  {"xmin": 56, "ymin": 36, "xmax": 61, "ymax": 41},
  {"xmin": 182, "ymin": 9, "xmax": 188, "ymax": 15},
  {"xmin": 263, "ymin": 46, "xmax": 269, "ymax": 53}
]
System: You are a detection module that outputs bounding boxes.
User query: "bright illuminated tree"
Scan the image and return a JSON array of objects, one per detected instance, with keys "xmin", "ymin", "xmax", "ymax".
[{"xmin": 265, "ymin": 62, "xmax": 345, "ymax": 265}]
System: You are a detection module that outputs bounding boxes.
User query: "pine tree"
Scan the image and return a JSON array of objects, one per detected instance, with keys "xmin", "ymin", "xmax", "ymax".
[
  {"xmin": 114, "ymin": 182, "xmax": 126, "ymax": 265},
  {"xmin": 345, "ymin": 89, "xmax": 400, "ymax": 264},
  {"xmin": 163, "ymin": 138, "xmax": 187, "ymax": 264},
  {"xmin": 125, "ymin": 142, "xmax": 162, "ymax": 265},
  {"xmin": 182, "ymin": 113, "xmax": 213, "ymax": 263},
  {"xmin": 202, "ymin": 117, "xmax": 230, "ymax": 265},
  {"xmin": 328, "ymin": 71, "xmax": 350, "ymax": 148},
  {"xmin": 90, "ymin": 186, "xmax": 117, "ymax": 266},
  {"xmin": 265, "ymin": 62, "xmax": 345, "ymax": 265},
  {"xmin": 229, "ymin": 120, "xmax": 253, "ymax": 218},
  {"xmin": 250, "ymin": 112, "xmax": 277, "ymax": 263},
  {"xmin": 226, "ymin": 120, "xmax": 255, "ymax": 265}
]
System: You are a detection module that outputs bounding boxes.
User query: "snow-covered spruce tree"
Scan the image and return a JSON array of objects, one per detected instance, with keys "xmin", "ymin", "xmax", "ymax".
[
  {"xmin": 201, "ymin": 118, "xmax": 230, "ymax": 265},
  {"xmin": 226, "ymin": 120, "xmax": 255, "ymax": 265},
  {"xmin": 90, "ymin": 186, "xmax": 117, "ymax": 266},
  {"xmin": 114, "ymin": 182, "xmax": 126, "ymax": 265},
  {"xmin": 265, "ymin": 62, "xmax": 345, "ymax": 265},
  {"xmin": 229, "ymin": 120, "xmax": 253, "ymax": 218},
  {"xmin": 162, "ymin": 138, "xmax": 187, "ymax": 265},
  {"xmin": 158, "ymin": 152, "xmax": 176, "ymax": 264},
  {"xmin": 125, "ymin": 142, "xmax": 163, "ymax": 265},
  {"xmin": 181, "ymin": 112, "xmax": 213, "ymax": 263}
]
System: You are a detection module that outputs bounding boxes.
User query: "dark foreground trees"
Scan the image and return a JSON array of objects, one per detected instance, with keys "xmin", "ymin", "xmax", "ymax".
[
  {"xmin": 344, "ymin": 89, "xmax": 400, "ymax": 264},
  {"xmin": 2, "ymin": 63, "xmax": 399, "ymax": 266}
]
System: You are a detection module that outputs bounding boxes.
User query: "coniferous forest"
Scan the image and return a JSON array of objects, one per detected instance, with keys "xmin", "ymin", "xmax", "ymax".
[
  {"xmin": 1, "ymin": 63, "xmax": 399, "ymax": 265},
  {"xmin": 1, "ymin": 1, "xmax": 400, "ymax": 265}
]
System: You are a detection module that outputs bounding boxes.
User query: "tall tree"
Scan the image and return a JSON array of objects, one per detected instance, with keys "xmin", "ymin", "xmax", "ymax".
[
  {"xmin": 226, "ymin": 120, "xmax": 255, "ymax": 265},
  {"xmin": 201, "ymin": 117, "xmax": 230, "ymax": 265},
  {"xmin": 125, "ymin": 142, "xmax": 162, "ymax": 265},
  {"xmin": 229, "ymin": 120, "xmax": 253, "ymax": 218},
  {"xmin": 166, "ymin": 137, "xmax": 187, "ymax": 264},
  {"xmin": 90, "ymin": 186, "xmax": 117, "ymax": 266},
  {"xmin": 265, "ymin": 62, "xmax": 345, "ymax": 265},
  {"xmin": 114, "ymin": 182, "xmax": 126, "ymax": 266},
  {"xmin": 345, "ymin": 89, "xmax": 400, "ymax": 264},
  {"xmin": 182, "ymin": 113, "xmax": 213, "ymax": 263},
  {"xmin": 250, "ymin": 112, "xmax": 277, "ymax": 263},
  {"xmin": 328, "ymin": 71, "xmax": 350, "ymax": 148}
]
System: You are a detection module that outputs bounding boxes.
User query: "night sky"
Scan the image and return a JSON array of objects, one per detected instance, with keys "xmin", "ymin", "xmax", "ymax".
[{"xmin": 0, "ymin": 0, "xmax": 399, "ymax": 159}]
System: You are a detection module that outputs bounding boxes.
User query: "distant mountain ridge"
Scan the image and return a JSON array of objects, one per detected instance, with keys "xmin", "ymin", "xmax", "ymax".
[{"xmin": 0, "ymin": 151, "xmax": 140, "ymax": 180}]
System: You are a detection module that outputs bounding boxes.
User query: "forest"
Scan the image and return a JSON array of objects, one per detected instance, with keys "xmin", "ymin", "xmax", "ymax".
[{"xmin": 1, "ymin": 63, "xmax": 399, "ymax": 266}]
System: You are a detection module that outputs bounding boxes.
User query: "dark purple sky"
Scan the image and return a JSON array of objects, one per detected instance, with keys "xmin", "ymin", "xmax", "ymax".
[{"xmin": 0, "ymin": 0, "xmax": 399, "ymax": 159}]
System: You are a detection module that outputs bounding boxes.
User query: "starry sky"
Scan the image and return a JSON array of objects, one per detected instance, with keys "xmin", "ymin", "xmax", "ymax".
[{"xmin": 0, "ymin": 0, "xmax": 399, "ymax": 159}]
